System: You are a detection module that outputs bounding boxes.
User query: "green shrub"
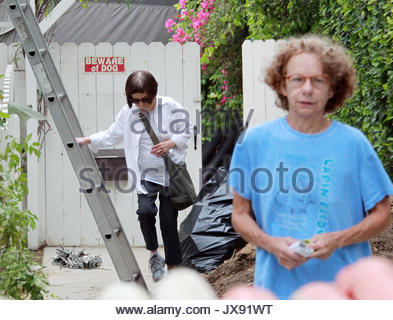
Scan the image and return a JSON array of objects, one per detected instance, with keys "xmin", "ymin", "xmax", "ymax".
[
  {"xmin": 0, "ymin": 247, "xmax": 47, "ymax": 299},
  {"xmin": 0, "ymin": 134, "xmax": 48, "ymax": 299},
  {"xmin": 319, "ymin": 0, "xmax": 393, "ymax": 178}
]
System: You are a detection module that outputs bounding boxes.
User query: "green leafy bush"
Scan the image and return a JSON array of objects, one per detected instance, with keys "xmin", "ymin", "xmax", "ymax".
[
  {"xmin": 246, "ymin": 0, "xmax": 321, "ymax": 39},
  {"xmin": 0, "ymin": 247, "xmax": 47, "ymax": 299},
  {"xmin": 0, "ymin": 134, "xmax": 48, "ymax": 299},
  {"xmin": 319, "ymin": 0, "xmax": 393, "ymax": 178}
]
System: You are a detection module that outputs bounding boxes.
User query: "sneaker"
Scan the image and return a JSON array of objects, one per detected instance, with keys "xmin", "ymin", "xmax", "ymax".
[{"xmin": 149, "ymin": 254, "xmax": 165, "ymax": 282}]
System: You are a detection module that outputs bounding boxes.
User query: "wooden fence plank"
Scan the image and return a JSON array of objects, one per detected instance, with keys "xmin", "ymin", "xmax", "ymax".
[
  {"xmin": 251, "ymin": 41, "xmax": 266, "ymax": 127},
  {"xmin": 113, "ymin": 43, "xmax": 136, "ymax": 246},
  {"xmin": 242, "ymin": 40, "xmax": 255, "ymax": 127},
  {"xmin": 113, "ymin": 43, "xmax": 129, "ymax": 116},
  {"xmin": 96, "ymin": 43, "xmax": 116, "ymax": 246},
  {"xmin": 181, "ymin": 42, "xmax": 201, "ymax": 222},
  {"xmin": 130, "ymin": 42, "xmax": 148, "ymax": 72},
  {"xmin": 79, "ymin": 43, "xmax": 100, "ymax": 246},
  {"xmin": 148, "ymin": 42, "xmax": 166, "ymax": 96},
  {"xmin": 242, "ymin": 40, "xmax": 287, "ymax": 128},
  {"xmin": 165, "ymin": 42, "xmax": 183, "ymax": 104},
  {"xmin": 96, "ymin": 43, "xmax": 114, "ymax": 131},
  {"xmin": 0, "ymin": 43, "xmax": 8, "ymax": 74},
  {"xmin": 61, "ymin": 42, "xmax": 81, "ymax": 246},
  {"xmin": 46, "ymin": 42, "xmax": 64, "ymax": 245}
]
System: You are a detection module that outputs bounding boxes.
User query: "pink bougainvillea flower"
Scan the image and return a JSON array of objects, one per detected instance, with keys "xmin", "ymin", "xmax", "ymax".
[
  {"xmin": 220, "ymin": 96, "xmax": 227, "ymax": 104},
  {"xmin": 202, "ymin": 63, "xmax": 207, "ymax": 70},
  {"xmin": 179, "ymin": 0, "xmax": 187, "ymax": 9},
  {"xmin": 177, "ymin": 28, "xmax": 186, "ymax": 36},
  {"xmin": 192, "ymin": 20, "xmax": 201, "ymax": 30},
  {"xmin": 201, "ymin": 1, "xmax": 209, "ymax": 9},
  {"xmin": 173, "ymin": 34, "xmax": 180, "ymax": 42},
  {"xmin": 171, "ymin": 27, "xmax": 189, "ymax": 44},
  {"xmin": 194, "ymin": 33, "xmax": 201, "ymax": 44},
  {"xmin": 165, "ymin": 18, "xmax": 175, "ymax": 29}
]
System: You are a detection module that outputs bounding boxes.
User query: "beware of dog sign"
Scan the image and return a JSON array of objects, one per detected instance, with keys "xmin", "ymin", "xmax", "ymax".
[{"xmin": 84, "ymin": 57, "xmax": 126, "ymax": 73}]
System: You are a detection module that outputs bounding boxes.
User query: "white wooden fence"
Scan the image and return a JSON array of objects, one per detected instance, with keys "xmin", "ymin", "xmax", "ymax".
[
  {"xmin": 1, "ymin": 42, "xmax": 201, "ymax": 248},
  {"xmin": 242, "ymin": 40, "xmax": 286, "ymax": 127},
  {"xmin": 0, "ymin": 43, "xmax": 26, "ymax": 144},
  {"xmin": 2, "ymin": 39, "xmax": 285, "ymax": 248},
  {"xmin": 0, "ymin": 65, "xmax": 18, "ymax": 145}
]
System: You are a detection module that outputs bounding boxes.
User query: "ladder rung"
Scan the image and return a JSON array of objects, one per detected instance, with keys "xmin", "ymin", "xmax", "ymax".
[
  {"xmin": 27, "ymin": 50, "xmax": 36, "ymax": 57},
  {"xmin": 66, "ymin": 142, "xmax": 74, "ymax": 149},
  {"xmin": 81, "ymin": 184, "xmax": 103, "ymax": 194},
  {"xmin": 47, "ymin": 93, "xmax": 65, "ymax": 103},
  {"xmin": 104, "ymin": 229, "xmax": 120, "ymax": 240},
  {"xmin": 9, "ymin": 3, "xmax": 26, "ymax": 10}
]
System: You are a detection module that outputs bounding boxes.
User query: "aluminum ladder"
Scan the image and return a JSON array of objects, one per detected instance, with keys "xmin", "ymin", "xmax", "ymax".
[{"xmin": 5, "ymin": 0, "xmax": 147, "ymax": 288}]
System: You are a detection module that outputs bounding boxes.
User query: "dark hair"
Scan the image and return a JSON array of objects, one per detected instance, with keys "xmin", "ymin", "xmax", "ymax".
[
  {"xmin": 125, "ymin": 70, "xmax": 158, "ymax": 107},
  {"xmin": 265, "ymin": 35, "xmax": 357, "ymax": 113}
]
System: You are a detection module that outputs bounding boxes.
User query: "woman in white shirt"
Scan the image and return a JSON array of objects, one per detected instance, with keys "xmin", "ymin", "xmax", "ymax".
[{"xmin": 77, "ymin": 70, "xmax": 191, "ymax": 282}]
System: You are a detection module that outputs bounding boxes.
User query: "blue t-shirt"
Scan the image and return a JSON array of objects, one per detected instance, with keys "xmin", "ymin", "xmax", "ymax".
[{"xmin": 229, "ymin": 116, "xmax": 393, "ymax": 299}]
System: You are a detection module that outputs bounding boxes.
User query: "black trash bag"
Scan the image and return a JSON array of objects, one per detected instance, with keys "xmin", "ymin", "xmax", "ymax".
[{"xmin": 179, "ymin": 167, "xmax": 246, "ymax": 272}]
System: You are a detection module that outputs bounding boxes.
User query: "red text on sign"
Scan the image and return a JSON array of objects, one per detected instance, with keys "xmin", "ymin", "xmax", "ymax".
[{"xmin": 84, "ymin": 57, "xmax": 125, "ymax": 73}]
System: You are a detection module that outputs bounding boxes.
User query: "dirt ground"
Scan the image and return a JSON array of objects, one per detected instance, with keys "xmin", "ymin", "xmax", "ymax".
[{"xmin": 206, "ymin": 197, "xmax": 393, "ymax": 297}]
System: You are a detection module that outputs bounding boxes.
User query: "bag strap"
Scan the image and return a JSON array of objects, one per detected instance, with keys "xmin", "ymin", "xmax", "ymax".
[
  {"xmin": 138, "ymin": 111, "xmax": 160, "ymax": 145},
  {"xmin": 138, "ymin": 97, "xmax": 161, "ymax": 145},
  {"xmin": 138, "ymin": 98, "xmax": 170, "ymax": 162}
]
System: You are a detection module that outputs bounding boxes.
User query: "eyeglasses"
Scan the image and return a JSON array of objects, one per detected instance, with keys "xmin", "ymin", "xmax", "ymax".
[
  {"xmin": 285, "ymin": 74, "xmax": 330, "ymax": 89},
  {"xmin": 127, "ymin": 96, "xmax": 151, "ymax": 104}
]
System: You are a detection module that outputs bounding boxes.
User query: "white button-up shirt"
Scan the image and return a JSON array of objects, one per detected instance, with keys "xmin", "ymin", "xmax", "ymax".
[{"xmin": 89, "ymin": 96, "xmax": 192, "ymax": 193}]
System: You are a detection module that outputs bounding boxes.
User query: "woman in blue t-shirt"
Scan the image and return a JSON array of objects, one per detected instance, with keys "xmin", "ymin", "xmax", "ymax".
[{"xmin": 230, "ymin": 35, "xmax": 393, "ymax": 299}]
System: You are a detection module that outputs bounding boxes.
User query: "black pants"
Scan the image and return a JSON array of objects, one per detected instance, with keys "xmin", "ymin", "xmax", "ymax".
[{"xmin": 136, "ymin": 180, "xmax": 182, "ymax": 266}]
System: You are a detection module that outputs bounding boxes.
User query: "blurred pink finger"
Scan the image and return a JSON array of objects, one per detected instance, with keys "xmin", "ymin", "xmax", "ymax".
[
  {"xmin": 336, "ymin": 256, "xmax": 393, "ymax": 299},
  {"xmin": 222, "ymin": 285, "xmax": 277, "ymax": 300},
  {"xmin": 291, "ymin": 282, "xmax": 348, "ymax": 300}
]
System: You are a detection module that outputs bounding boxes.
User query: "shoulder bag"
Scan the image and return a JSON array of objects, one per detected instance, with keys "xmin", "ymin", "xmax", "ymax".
[{"xmin": 138, "ymin": 109, "xmax": 196, "ymax": 210}]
